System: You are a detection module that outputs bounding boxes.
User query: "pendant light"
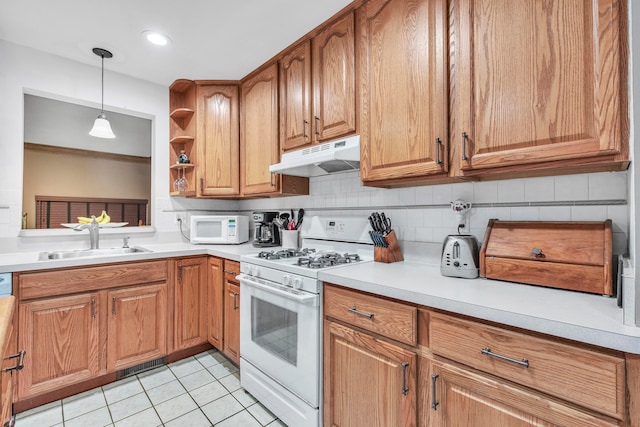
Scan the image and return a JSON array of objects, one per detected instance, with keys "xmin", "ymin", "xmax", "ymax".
[{"xmin": 89, "ymin": 47, "xmax": 116, "ymax": 139}]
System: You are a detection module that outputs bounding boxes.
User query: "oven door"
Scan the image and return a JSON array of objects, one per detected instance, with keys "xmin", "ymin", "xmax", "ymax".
[{"xmin": 239, "ymin": 273, "xmax": 320, "ymax": 407}]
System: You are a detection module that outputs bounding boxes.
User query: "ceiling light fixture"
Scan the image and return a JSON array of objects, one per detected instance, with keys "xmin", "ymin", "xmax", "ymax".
[
  {"xmin": 89, "ymin": 48, "xmax": 115, "ymax": 139},
  {"xmin": 143, "ymin": 30, "xmax": 171, "ymax": 46}
]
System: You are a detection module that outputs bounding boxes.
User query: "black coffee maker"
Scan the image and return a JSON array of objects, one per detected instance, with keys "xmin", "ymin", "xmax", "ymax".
[{"xmin": 252, "ymin": 211, "xmax": 280, "ymax": 247}]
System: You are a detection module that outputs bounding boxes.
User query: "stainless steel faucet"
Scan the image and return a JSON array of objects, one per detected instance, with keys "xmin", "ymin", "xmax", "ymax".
[{"xmin": 73, "ymin": 217, "xmax": 100, "ymax": 249}]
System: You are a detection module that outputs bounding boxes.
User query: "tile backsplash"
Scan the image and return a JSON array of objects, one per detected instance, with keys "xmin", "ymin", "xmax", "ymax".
[{"xmin": 238, "ymin": 170, "xmax": 629, "ymax": 255}]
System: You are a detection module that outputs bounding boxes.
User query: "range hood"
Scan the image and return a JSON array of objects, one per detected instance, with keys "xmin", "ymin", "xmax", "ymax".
[{"xmin": 269, "ymin": 135, "xmax": 360, "ymax": 177}]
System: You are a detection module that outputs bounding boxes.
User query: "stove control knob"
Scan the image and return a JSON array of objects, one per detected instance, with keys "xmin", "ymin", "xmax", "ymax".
[
  {"xmin": 292, "ymin": 277, "xmax": 303, "ymax": 290},
  {"xmin": 283, "ymin": 275, "xmax": 292, "ymax": 287}
]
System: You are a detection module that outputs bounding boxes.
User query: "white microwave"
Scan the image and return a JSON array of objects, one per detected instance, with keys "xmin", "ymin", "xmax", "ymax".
[{"xmin": 190, "ymin": 215, "xmax": 249, "ymax": 244}]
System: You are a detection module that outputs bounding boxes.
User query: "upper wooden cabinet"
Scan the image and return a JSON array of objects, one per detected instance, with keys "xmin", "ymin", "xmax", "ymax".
[
  {"xmin": 280, "ymin": 41, "xmax": 313, "ymax": 151},
  {"xmin": 280, "ymin": 11, "xmax": 357, "ymax": 152},
  {"xmin": 195, "ymin": 83, "xmax": 240, "ymax": 197},
  {"xmin": 312, "ymin": 11, "xmax": 356, "ymax": 143},
  {"xmin": 240, "ymin": 64, "xmax": 309, "ymax": 197},
  {"xmin": 358, "ymin": 0, "xmax": 449, "ymax": 185},
  {"xmin": 449, "ymin": 0, "xmax": 628, "ymax": 177}
]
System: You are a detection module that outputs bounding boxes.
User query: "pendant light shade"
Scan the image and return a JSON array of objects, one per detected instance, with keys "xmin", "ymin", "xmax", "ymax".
[{"xmin": 89, "ymin": 48, "xmax": 115, "ymax": 139}]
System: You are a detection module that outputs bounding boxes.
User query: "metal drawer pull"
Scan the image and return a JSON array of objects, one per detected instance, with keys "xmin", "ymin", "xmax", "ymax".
[
  {"xmin": 435, "ymin": 137, "xmax": 442, "ymax": 165},
  {"xmin": 91, "ymin": 297, "xmax": 96, "ymax": 318},
  {"xmin": 431, "ymin": 374, "xmax": 439, "ymax": 410},
  {"xmin": 347, "ymin": 306, "xmax": 374, "ymax": 319},
  {"xmin": 401, "ymin": 362, "xmax": 409, "ymax": 396},
  {"xmin": 112, "ymin": 297, "xmax": 117, "ymax": 315},
  {"xmin": 223, "ymin": 270, "xmax": 237, "ymax": 275},
  {"xmin": 4, "ymin": 350, "xmax": 26, "ymax": 372},
  {"xmin": 461, "ymin": 132, "xmax": 469, "ymax": 161},
  {"xmin": 233, "ymin": 293, "xmax": 239, "ymax": 310},
  {"xmin": 481, "ymin": 347, "xmax": 529, "ymax": 368}
]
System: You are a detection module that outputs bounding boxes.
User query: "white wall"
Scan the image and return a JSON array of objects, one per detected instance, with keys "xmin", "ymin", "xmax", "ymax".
[{"xmin": 0, "ymin": 40, "xmax": 237, "ymax": 240}]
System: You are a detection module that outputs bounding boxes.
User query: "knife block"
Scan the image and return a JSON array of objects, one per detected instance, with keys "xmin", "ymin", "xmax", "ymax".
[{"xmin": 374, "ymin": 230, "xmax": 404, "ymax": 263}]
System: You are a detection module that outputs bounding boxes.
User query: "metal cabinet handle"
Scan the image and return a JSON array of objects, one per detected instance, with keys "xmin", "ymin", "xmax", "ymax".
[
  {"xmin": 347, "ymin": 306, "xmax": 374, "ymax": 319},
  {"xmin": 112, "ymin": 297, "xmax": 117, "ymax": 315},
  {"xmin": 3, "ymin": 350, "xmax": 26, "ymax": 372},
  {"xmin": 431, "ymin": 373, "xmax": 440, "ymax": 410},
  {"xmin": 233, "ymin": 293, "xmax": 239, "ymax": 310},
  {"xmin": 461, "ymin": 132, "xmax": 469, "ymax": 161},
  {"xmin": 531, "ymin": 247, "xmax": 544, "ymax": 258},
  {"xmin": 401, "ymin": 362, "xmax": 409, "ymax": 396},
  {"xmin": 91, "ymin": 297, "xmax": 96, "ymax": 318},
  {"xmin": 314, "ymin": 116, "xmax": 320, "ymax": 136},
  {"xmin": 200, "ymin": 178, "xmax": 204, "ymax": 192},
  {"xmin": 481, "ymin": 347, "xmax": 529, "ymax": 368},
  {"xmin": 270, "ymin": 172, "xmax": 276, "ymax": 187},
  {"xmin": 223, "ymin": 270, "xmax": 237, "ymax": 275},
  {"xmin": 435, "ymin": 137, "xmax": 442, "ymax": 165},
  {"xmin": 178, "ymin": 263, "xmax": 182, "ymax": 282},
  {"xmin": 303, "ymin": 120, "xmax": 309, "ymax": 139}
]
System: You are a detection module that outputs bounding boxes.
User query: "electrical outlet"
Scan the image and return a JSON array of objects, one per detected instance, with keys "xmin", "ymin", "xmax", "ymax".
[{"xmin": 175, "ymin": 212, "xmax": 186, "ymax": 224}]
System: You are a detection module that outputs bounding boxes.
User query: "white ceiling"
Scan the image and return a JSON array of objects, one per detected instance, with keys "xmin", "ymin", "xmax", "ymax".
[{"xmin": 0, "ymin": 0, "xmax": 354, "ymax": 87}]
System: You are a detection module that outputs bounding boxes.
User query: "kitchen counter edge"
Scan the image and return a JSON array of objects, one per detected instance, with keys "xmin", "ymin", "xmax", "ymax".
[{"xmin": 319, "ymin": 261, "xmax": 640, "ymax": 354}]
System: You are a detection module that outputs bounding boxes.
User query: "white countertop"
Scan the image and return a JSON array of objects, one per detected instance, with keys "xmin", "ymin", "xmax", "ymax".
[
  {"xmin": 1, "ymin": 243, "xmax": 639, "ymax": 354},
  {"xmin": 0, "ymin": 242, "xmax": 259, "ymax": 272},
  {"xmin": 319, "ymin": 261, "xmax": 640, "ymax": 354}
]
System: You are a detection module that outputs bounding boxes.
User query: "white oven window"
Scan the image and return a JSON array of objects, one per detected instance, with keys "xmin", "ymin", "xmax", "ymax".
[{"xmin": 251, "ymin": 296, "xmax": 298, "ymax": 366}]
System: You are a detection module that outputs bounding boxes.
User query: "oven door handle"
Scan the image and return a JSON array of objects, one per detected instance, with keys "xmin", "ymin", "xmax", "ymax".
[{"xmin": 238, "ymin": 274, "xmax": 319, "ymax": 306}]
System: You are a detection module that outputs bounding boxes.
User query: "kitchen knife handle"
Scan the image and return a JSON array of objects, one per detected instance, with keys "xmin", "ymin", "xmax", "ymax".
[
  {"xmin": 347, "ymin": 306, "xmax": 374, "ymax": 319},
  {"xmin": 481, "ymin": 347, "xmax": 529, "ymax": 368},
  {"xmin": 435, "ymin": 137, "xmax": 442, "ymax": 165},
  {"xmin": 461, "ymin": 132, "xmax": 469, "ymax": 161}
]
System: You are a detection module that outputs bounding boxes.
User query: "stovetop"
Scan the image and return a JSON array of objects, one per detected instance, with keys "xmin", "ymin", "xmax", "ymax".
[
  {"xmin": 257, "ymin": 248, "xmax": 364, "ymax": 268},
  {"xmin": 240, "ymin": 216, "xmax": 374, "ymax": 279}
]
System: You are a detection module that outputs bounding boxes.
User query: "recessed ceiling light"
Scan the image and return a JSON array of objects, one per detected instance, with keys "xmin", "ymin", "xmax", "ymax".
[{"xmin": 142, "ymin": 31, "xmax": 171, "ymax": 46}]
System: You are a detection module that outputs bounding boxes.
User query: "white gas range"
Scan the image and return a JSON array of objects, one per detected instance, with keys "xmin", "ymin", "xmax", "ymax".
[{"xmin": 238, "ymin": 216, "xmax": 373, "ymax": 427}]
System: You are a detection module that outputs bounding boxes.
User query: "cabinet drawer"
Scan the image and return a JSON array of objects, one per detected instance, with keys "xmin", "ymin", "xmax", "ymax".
[
  {"xmin": 224, "ymin": 261, "xmax": 240, "ymax": 282},
  {"xmin": 429, "ymin": 313, "xmax": 625, "ymax": 420},
  {"xmin": 324, "ymin": 284, "xmax": 417, "ymax": 346},
  {"xmin": 19, "ymin": 260, "xmax": 168, "ymax": 300}
]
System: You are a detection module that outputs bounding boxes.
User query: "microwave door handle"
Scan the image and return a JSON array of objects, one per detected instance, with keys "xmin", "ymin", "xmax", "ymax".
[{"xmin": 238, "ymin": 274, "xmax": 319, "ymax": 306}]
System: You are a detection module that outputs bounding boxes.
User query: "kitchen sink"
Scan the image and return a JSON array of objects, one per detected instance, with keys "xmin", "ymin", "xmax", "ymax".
[{"xmin": 38, "ymin": 246, "xmax": 152, "ymax": 261}]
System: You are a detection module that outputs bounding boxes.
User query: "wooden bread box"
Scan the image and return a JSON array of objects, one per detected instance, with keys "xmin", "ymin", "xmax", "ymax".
[{"xmin": 479, "ymin": 219, "xmax": 613, "ymax": 295}]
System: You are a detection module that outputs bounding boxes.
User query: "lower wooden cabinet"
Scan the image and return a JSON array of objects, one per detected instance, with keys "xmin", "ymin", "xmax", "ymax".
[
  {"xmin": 427, "ymin": 360, "xmax": 619, "ymax": 427},
  {"xmin": 18, "ymin": 293, "xmax": 101, "ymax": 399},
  {"xmin": 0, "ymin": 297, "xmax": 17, "ymax": 426},
  {"xmin": 222, "ymin": 261, "xmax": 240, "ymax": 365},
  {"xmin": 207, "ymin": 257, "xmax": 224, "ymax": 349},
  {"xmin": 173, "ymin": 257, "xmax": 208, "ymax": 351},
  {"xmin": 323, "ymin": 320, "xmax": 417, "ymax": 427},
  {"xmin": 106, "ymin": 284, "xmax": 167, "ymax": 371}
]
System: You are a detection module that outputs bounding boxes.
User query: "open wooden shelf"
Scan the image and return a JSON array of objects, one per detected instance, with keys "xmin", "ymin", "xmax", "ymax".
[
  {"xmin": 170, "ymin": 108, "xmax": 195, "ymax": 120},
  {"xmin": 169, "ymin": 190, "xmax": 196, "ymax": 197},
  {"xmin": 170, "ymin": 136, "xmax": 195, "ymax": 144},
  {"xmin": 170, "ymin": 163, "xmax": 195, "ymax": 170}
]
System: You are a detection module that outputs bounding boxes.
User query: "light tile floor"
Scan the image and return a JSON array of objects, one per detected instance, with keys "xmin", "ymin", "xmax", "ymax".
[{"xmin": 14, "ymin": 349, "xmax": 287, "ymax": 427}]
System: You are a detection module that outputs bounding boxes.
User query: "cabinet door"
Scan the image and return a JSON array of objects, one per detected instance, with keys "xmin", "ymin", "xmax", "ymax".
[
  {"xmin": 324, "ymin": 320, "xmax": 416, "ymax": 427},
  {"xmin": 280, "ymin": 41, "xmax": 312, "ymax": 151},
  {"xmin": 428, "ymin": 361, "xmax": 619, "ymax": 427},
  {"xmin": 223, "ymin": 274, "xmax": 240, "ymax": 365},
  {"xmin": 18, "ymin": 293, "xmax": 100, "ymax": 399},
  {"xmin": 207, "ymin": 257, "xmax": 224, "ymax": 349},
  {"xmin": 358, "ymin": 0, "xmax": 448, "ymax": 184},
  {"xmin": 196, "ymin": 84, "xmax": 240, "ymax": 197},
  {"xmin": 451, "ymin": 0, "xmax": 626, "ymax": 175},
  {"xmin": 106, "ymin": 284, "xmax": 167, "ymax": 372},
  {"xmin": 312, "ymin": 12, "xmax": 356, "ymax": 142},
  {"xmin": 174, "ymin": 257, "xmax": 208, "ymax": 351},
  {"xmin": 241, "ymin": 64, "xmax": 281, "ymax": 195}
]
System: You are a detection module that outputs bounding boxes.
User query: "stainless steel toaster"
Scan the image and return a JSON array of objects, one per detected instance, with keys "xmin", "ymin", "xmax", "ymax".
[{"xmin": 440, "ymin": 235, "xmax": 479, "ymax": 279}]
